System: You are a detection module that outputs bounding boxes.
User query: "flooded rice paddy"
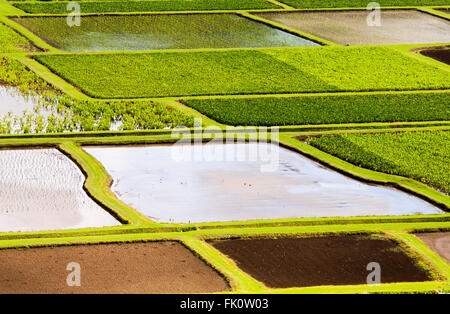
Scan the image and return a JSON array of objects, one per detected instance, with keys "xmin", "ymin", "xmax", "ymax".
[
  {"xmin": 85, "ymin": 143, "xmax": 443, "ymax": 223},
  {"xmin": 13, "ymin": 14, "xmax": 319, "ymax": 52},
  {"xmin": 256, "ymin": 10, "xmax": 450, "ymax": 46},
  {"xmin": 0, "ymin": 148, "xmax": 120, "ymax": 232}
]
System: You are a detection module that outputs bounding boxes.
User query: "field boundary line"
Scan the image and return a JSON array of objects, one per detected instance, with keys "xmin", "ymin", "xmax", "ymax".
[
  {"xmin": 279, "ymin": 133, "xmax": 450, "ymax": 211},
  {"xmin": 389, "ymin": 231, "xmax": 450, "ymax": 281},
  {"xmin": 182, "ymin": 238, "xmax": 265, "ymax": 292},
  {"xmin": 417, "ymin": 7, "xmax": 450, "ymax": 21},
  {"xmin": 59, "ymin": 141, "xmax": 156, "ymax": 227},
  {"xmin": 13, "ymin": 55, "xmax": 93, "ymax": 100},
  {"xmin": 0, "ymin": 15, "xmax": 58, "ymax": 52},
  {"xmin": 264, "ymin": 0, "xmax": 294, "ymax": 10},
  {"xmin": 239, "ymin": 11, "xmax": 337, "ymax": 46}
]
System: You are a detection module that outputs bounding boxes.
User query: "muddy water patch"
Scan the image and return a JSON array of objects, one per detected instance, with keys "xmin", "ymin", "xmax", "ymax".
[
  {"xmin": 420, "ymin": 48, "xmax": 450, "ymax": 65},
  {"xmin": 256, "ymin": 10, "xmax": 450, "ymax": 45},
  {"xmin": 85, "ymin": 143, "xmax": 443, "ymax": 223},
  {"xmin": 0, "ymin": 148, "xmax": 120, "ymax": 232}
]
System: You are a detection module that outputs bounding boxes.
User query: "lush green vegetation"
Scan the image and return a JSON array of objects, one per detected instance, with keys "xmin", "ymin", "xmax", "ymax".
[
  {"xmin": 266, "ymin": 47, "xmax": 450, "ymax": 92},
  {"xmin": 278, "ymin": 0, "xmax": 450, "ymax": 9},
  {"xmin": 0, "ymin": 57, "xmax": 194, "ymax": 133},
  {"xmin": 13, "ymin": 14, "xmax": 315, "ymax": 52},
  {"xmin": 35, "ymin": 47, "xmax": 450, "ymax": 98},
  {"xmin": 308, "ymin": 131, "xmax": 450, "ymax": 194},
  {"xmin": 183, "ymin": 92, "xmax": 450, "ymax": 126},
  {"xmin": 13, "ymin": 0, "xmax": 279, "ymax": 14},
  {"xmin": 34, "ymin": 50, "xmax": 335, "ymax": 98},
  {"xmin": 0, "ymin": 22, "xmax": 37, "ymax": 53}
]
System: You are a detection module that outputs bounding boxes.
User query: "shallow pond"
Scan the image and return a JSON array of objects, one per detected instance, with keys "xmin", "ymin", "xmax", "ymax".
[
  {"xmin": 256, "ymin": 10, "xmax": 450, "ymax": 46},
  {"xmin": 0, "ymin": 85, "xmax": 40, "ymax": 116},
  {"xmin": 85, "ymin": 143, "xmax": 443, "ymax": 223},
  {"xmin": 13, "ymin": 14, "xmax": 319, "ymax": 51},
  {"xmin": 0, "ymin": 148, "xmax": 120, "ymax": 232}
]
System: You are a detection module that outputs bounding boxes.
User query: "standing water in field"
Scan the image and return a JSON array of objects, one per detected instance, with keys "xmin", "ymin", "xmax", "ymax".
[
  {"xmin": 13, "ymin": 14, "xmax": 319, "ymax": 52},
  {"xmin": 85, "ymin": 143, "xmax": 443, "ymax": 223},
  {"xmin": 0, "ymin": 148, "xmax": 120, "ymax": 232}
]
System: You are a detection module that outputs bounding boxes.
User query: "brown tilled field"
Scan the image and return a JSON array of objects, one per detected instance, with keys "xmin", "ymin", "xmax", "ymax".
[
  {"xmin": 210, "ymin": 235, "xmax": 433, "ymax": 288},
  {"xmin": 0, "ymin": 242, "xmax": 229, "ymax": 294}
]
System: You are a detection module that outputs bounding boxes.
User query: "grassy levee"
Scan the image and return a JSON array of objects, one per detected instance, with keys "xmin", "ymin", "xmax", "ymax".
[
  {"xmin": 0, "ymin": 127, "xmax": 447, "ymax": 241},
  {"xmin": 417, "ymin": 7, "xmax": 450, "ymax": 20},
  {"xmin": 279, "ymin": 133, "xmax": 450, "ymax": 211},
  {"xmin": 0, "ymin": 0, "xmax": 23, "ymax": 15},
  {"xmin": 12, "ymin": 54, "xmax": 92, "ymax": 99},
  {"xmin": 0, "ymin": 15, "xmax": 58, "ymax": 52},
  {"xmin": 390, "ymin": 231, "xmax": 450, "ymax": 280},
  {"xmin": 240, "ymin": 11, "xmax": 337, "ymax": 46},
  {"xmin": 11, "ymin": 0, "xmax": 282, "ymax": 14},
  {"xmin": 58, "ymin": 141, "xmax": 155, "ymax": 226},
  {"xmin": 275, "ymin": 0, "xmax": 450, "ymax": 9},
  {"xmin": 182, "ymin": 238, "xmax": 265, "ymax": 292}
]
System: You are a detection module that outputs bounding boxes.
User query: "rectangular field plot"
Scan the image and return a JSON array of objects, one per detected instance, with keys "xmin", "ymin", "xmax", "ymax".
[
  {"xmin": 0, "ymin": 148, "xmax": 120, "ymax": 232},
  {"xmin": 308, "ymin": 131, "xmax": 450, "ymax": 195},
  {"xmin": 12, "ymin": 0, "xmax": 280, "ymax": 14},
  {"xmin": 84, "ymin": 144, "xmax": 443, "ymax": 223},
  {"xmin": 0, "ymin": 242, "xmax": 229, "ymax": 293},
  {"xmin": 183, "ymin": 92, "xmax": 450, "ymax": 126},
  {"xmin": 416, "ymin": 232, "xmax": 450, "ymax": 263},
  {"xmin": 0, "ymin": 22, "xmax": 38, "ymax": 53},
  {"xmin": 34, "ymin": 47, "xmax": 450, "ymax": 98},
  {"xmin": 255, "ymin": 10, "xmax": 450, "ymax": 45},
  {"xmin": 274, "ymin": 0, "xmax": 450, "ymax": 9},
  {"xmin": 12, "ymin": 14, "xmax": 318, "ymax": 52},
  {"xmin": 210, "ymin": 235, "xmax": 434, "ymax": 288}
]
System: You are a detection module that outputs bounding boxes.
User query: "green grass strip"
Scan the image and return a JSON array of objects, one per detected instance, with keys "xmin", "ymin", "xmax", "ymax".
[
  {"xmin": 12, "ymin": 0, "xmax": 280, "ymax": 14},
  {"xmin": 308, "ymin": 131, "xmax": 450, "ymax": 194},
  {"xmin": 182, "ymin": 92, "xmax": 450, "ymax": 126},
  {"xmin": 276, "ymin": 0, "xmax": 450, "ymax": 9},
  {"xmin": 182, "ymin": 238, "xmax": 265, "ymax": 292},
  {"xmin": 280, "ymin": 133, "xmax": 450, "ymax": 210}
]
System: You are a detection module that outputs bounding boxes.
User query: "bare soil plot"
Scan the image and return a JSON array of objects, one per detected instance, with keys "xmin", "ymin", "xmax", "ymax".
[
  {"xmin": 12, "ymin": 14, "xmax": 317, "ymax": 52},
  {"xmin": 416, "ymin": 232, "xmax": 450, "ymax": 263},
  {"xmin": 255, "ymin": 10, "xmax": 450, "ymax": 45},
  {"xmin": 0, "ymin": 242, "xmax": 229, "ymax": 294},
  {"xmin": 420, "ymin": 48, "xmax": 450, "ymax": 65},
  {"xmin": 0, "ymin": 148, "xmax": 119, "ymax": 232},
  {"xmin": 210, "ymin": 236, "xmax": 433, "ymax": 288}
]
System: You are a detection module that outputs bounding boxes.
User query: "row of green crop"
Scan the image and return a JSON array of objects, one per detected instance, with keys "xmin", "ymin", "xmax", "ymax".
[
  {"xmin": 0, "ymin": 21, "xmax": 36, "ymax": 52},
  {"xmin": 307, "ymin": 130, "xmax": 450, "ymax": 195},
  {"xmin": 33, "ymin": 46, "xmax": 450, "ymax": 98},
  {"xmin": 0, "ymin": 57, "xmax": 194, "ymax": 134},
  {"xmin": 183, "ymin": 92, "xmax": 450, "ymax": 126},
  {"xmin": 12, "ymin": 0, "xmax": 279, "ymax": 14}
]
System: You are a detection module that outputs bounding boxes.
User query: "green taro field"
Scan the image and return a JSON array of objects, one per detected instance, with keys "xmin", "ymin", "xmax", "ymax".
[{"xmin": 0, "ymin": 0, "xmax": 449, "ymax": 295}]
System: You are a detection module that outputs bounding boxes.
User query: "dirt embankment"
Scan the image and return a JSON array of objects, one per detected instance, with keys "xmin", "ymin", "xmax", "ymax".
[
  {"xmin": 0, "ymin": 242, "xmax": 229, "ymax": 294},
  {"xmin": 211, "ymin": 236, "xmax": 433, "ymax": 288}
]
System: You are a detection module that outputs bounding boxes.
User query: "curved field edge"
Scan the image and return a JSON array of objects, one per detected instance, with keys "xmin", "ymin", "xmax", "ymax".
[
  {"xmin": 306, "ymin": 131, "xmax": 449, "ymax": 194},
  {"xmin": 0, "ymin": 127, "xmax": 448, "ymax": 240},
  {"xmin": 279, "ymin": 133, "xmax": 450, "ymax": 211},
  {"xmin": 30, "ymin": 47, "xmax": 450, "ymax": 99},
  {"xmin": 0, "ymin": 230, "xmax": 448, "ymax": 293}
]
